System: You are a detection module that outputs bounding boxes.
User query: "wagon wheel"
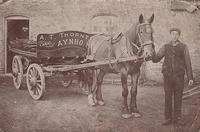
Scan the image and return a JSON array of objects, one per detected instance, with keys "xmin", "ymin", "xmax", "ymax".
[
  {"xmin": 61, "ymin": 72, "xmax": 73, "ymax": 88},
  {"xmin": 26, "ymin": 64, "xmax": 45, "ymax": 100},
  {"xmin": 12, "ymin": 55, "xmax": 23, "ymax": 90}
]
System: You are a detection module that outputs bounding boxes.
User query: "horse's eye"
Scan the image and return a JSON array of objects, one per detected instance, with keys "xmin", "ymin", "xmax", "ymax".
[{"xmin": 140, "ymin": 31, "xmax": 143, "ymax": 34}]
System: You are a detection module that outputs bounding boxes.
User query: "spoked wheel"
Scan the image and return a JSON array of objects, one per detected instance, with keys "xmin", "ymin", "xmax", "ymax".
[
  {"xmin": 12, "ymin": 55, "xmax": 23, "ymax": 89},
  {"xmin": 26, "ymin": 64, "xmax": 45, "ymax": 100},
  {"xmin": 61, "ymin": 72, "xmax": 73, "ymax": 88}
]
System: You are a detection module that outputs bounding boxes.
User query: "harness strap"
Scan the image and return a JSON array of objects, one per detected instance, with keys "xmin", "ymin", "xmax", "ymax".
[
  {"xmin": 124, "ymin": 35, "xmax": 142, "ymax": 56},
  {"xmin": 136, "ymin": 23, "xmax": 154, "ymax": 47},
  {"xmin": 129, "ymin": 41, "xmax": 142, "ymax": 56},
  {"xmin": 107, "ymin": 38, "xmax": 115, "ymax": 69},
  {"xmin": 126, "ymin": 37, "xmax": 133, "ymax": 56},
  {"xmin": 141, "ymin": 40, "xmax": 154, "ymax": 46}
]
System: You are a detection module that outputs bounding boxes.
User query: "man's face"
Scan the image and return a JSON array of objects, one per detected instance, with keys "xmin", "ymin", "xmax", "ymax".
[
  {"xmin": 170, "ymin": 31, "xmax": 180, "ymax": 42},
  {"xmin": 22, "ymin": 27, "xmax": 28, "ymax": 32}
]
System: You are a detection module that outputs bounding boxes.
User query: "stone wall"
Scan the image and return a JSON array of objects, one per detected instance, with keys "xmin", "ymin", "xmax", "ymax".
[{"xmin": 0, "ymin": 0, "xmax": 199, "ymax": 83}]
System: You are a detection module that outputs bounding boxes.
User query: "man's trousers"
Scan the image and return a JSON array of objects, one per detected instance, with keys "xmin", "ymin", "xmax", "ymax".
[{"xmin": 163, "ymin": 75, "xmax": 184, "ymax": 120}]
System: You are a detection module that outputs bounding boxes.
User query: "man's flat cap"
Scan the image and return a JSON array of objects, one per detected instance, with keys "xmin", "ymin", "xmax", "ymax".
[{"xmin": 170, "ymin": 28, "xmax": 181, "ymax": 34}]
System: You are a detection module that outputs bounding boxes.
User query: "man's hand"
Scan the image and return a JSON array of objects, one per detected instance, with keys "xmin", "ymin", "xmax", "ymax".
[{"xmin": 188, "ymin": 80, "xmax": 194, "ymax": 86}]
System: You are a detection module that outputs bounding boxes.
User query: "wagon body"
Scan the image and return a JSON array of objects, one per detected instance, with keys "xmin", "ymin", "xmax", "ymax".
[{"xmin": 10, "ymin": 31, "xmax": 95, "ymax": 99}]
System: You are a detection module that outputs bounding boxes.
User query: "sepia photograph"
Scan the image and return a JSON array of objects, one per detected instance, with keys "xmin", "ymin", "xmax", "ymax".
[{"xmin": 0, "ymin": 0, "xmax": 200, "ymax": 132}]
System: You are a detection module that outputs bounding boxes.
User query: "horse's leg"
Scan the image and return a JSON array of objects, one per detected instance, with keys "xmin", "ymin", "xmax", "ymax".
[
  {"xmin": 121, "ymin": 68, "xmax": 132, "ymax": 119},
  {"xmin": 79, "ymin": 70, "xmax": 89, "ymax": 94},
  {"xmin": 130, "ymin": 71, "xmax": 141, "ymax": 118},
  {"xmin": 96, "ymin": 69, "xmax": 105, "ymax": 106},
  {"xmin": 87, "ymin": 69, "xmax": 96, "ymax": 106}
]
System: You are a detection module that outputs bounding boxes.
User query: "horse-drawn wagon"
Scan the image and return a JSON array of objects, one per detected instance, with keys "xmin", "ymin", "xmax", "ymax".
[
  {"xmin": 9, "ymin": 14, "xmax": 157, "ymax": 119},
  {"xmin": 9, "ymin": 30, "xmax": 142, "ymax": 100}
]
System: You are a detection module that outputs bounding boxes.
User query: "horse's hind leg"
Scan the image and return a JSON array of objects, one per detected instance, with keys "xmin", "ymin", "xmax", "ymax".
[
  {"xmin": 130, "ymin": 71, "xmax": 141, "ymax": 118},
  {"xmin": 96, "ymin": 70, "xmax": 105, "ymax": 106},
  {"xmin": 121, "ymin": 68, "xmax": 132, "ymax": 119}
]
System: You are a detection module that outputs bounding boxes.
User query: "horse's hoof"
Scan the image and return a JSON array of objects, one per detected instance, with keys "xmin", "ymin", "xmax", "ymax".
[
  {"xmin": 132, "ymin": 112, "xmax": 141, "ymax": 118},
  {"xmin": 122, "ymin": 114, "xmax": 132, "ymax": 119},
  {"xmin": 88, "ymin": 94, "xmax": 96, "ymax": 106},
  {"xmin": 88, "ymin": 102, "xmax": 96, "ymax": 106},
  {"xmin": 88, "ymin": 100, "xmax": 96, "ymax": 106},
  {"xmin": 97, "ymin": 101, "xmax": 105, "ymax": 106}
]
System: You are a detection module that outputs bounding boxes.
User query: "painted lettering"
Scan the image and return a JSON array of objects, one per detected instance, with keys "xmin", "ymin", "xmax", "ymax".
[
  {"xmin": 62, "ymin": 39, "xmax": 68, "ymax": 45},
  {"xmin": 58, "ymin": 40, "xmax": 63, "ymax": 46},
  {"xmin": 74, "ymin": 39, "xmax": 79, "ymax": 45},
  {"xmin": 85, "ymin": 35, "xmax": 89, "ymax": 40},
  {"xmin": 49, "ymin": 35, "xmax": 53, "ymax": 40},
  {"xmin": 79, "ymin": 40, "xmax": 83, "ymax": 46},
  {"xmin": 70, "ymin": 33, "xmax": 75, "ymax": 37},
  {"xmin": 64, "ymin": 33, "xmax": 69, "ymax": 38},
  {"xmin": 75, "ymin": 33, "xmax": 79, "ymax": 37},
  {"xmin": 38, "ymin": 31, "xmax": 90, "ymax": 49},
  {"xmin": 60, "ymin": 33, "xmax": 64, "ymax": 38},
  {"xmin": 39, "ymin": 35, "xmax": 44, "ymax": 40},
  {"xmin": 69, "ymin": 39, "xmax": 73, "ymax": 44},
  {"xmin": 80, "ymin": 34, "xmax": 85, "ymax": 39},
  {"xmin": 39, "ymin": 41, "xmax": 54, "ymax": 47}
]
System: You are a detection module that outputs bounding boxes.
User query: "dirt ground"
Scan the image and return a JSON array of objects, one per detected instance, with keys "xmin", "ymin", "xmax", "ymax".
[{"xmin": 0, "ymin": 76, "xmax": 200, "ymax": 132}]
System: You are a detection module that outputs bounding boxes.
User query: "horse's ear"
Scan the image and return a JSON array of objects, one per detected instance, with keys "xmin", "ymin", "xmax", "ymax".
[
  {"xmin": 139, "ymin": 14, "xmax": 144, "ymax": 24},
  {"xmin": 148, "ymin": 13, "xmax": 154, "ymax": 23}
]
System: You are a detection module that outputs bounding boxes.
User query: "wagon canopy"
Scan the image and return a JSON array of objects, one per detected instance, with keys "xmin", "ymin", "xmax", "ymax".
[{"xmin": 37, "ymin": 31, "xmax": 94, "ymax": 59}]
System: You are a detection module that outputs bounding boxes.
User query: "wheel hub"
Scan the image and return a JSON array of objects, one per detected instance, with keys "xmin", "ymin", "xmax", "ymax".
[
  {"xmin": 30, "ymin": 77, "xmax": 37, "ymax": 86},
  {"xmin": 12, "ymin": 71, "xmax": 18, "ymax": 77}
]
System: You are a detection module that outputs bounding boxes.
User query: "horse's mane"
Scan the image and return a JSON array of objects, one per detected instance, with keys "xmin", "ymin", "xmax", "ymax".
[{"xmin": 124, "ymin": 22, "xmax": 140, "ymax": 46}]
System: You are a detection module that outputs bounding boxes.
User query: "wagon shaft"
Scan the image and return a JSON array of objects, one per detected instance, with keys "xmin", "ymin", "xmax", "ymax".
[{"xmin": 43, "ymin": 56, "xmax": 144, "ymax": 72}]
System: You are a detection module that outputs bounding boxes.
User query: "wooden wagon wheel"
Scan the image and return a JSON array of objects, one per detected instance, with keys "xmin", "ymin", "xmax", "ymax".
[
  {"xmin": 12, "ymin": 55, "xmax": 23, "ymax": 89},
  {"xmin": 26, "ymin": 64, "xmax": 45, "ymax": 100},
  {"xmin": 61, "ymin": 72, "xmax": 73, "ymax": 88}
]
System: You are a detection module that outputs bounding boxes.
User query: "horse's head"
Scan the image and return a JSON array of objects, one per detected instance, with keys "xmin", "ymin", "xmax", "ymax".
[{"xmin": 136, "ymin": 14, "xmax": 155, "ymax": 61}]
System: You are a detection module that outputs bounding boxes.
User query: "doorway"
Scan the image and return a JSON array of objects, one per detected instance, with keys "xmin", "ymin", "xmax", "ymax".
[{"xmin": 5, "ymin": 17, "xmax": 29, "ymax": 73}]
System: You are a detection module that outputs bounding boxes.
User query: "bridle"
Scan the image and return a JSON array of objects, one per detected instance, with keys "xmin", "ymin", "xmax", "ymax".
[
  {"xmin": 113, "ymin": 22, "xmax": 154, "ymax": 62},
  {"xmin": 136, "ymin": 23, "xmax": 154, "ymax": 46},
  {"xmin": 131, "ymin": 22, "xmax": 154, "ymax": 61}
]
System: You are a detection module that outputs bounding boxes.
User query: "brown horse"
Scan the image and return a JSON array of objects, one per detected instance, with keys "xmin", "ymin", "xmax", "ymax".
[{"xmin": 86, "ymin": 14, "xmax": 155, "ymax": 119}]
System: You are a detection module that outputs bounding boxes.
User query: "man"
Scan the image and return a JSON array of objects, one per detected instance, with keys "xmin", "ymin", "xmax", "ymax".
[
  {"xmin": 19, "ymin": 26, "xmax": 29, "ymax": 39},
  {"xmin": 152, "ymin": 28, "xmax": 193, "ymax": 125}
]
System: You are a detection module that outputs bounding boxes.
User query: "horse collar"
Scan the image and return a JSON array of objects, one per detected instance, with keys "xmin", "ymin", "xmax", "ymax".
[{"xmin": 111, "ymin": 32, "xmax": 123, "ymax": 45}]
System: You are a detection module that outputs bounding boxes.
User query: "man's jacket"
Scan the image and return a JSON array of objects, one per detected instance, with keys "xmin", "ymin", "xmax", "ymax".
[{"xmin": 152, "ymin": 40, "xmax": 193, "ymax": 80}]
